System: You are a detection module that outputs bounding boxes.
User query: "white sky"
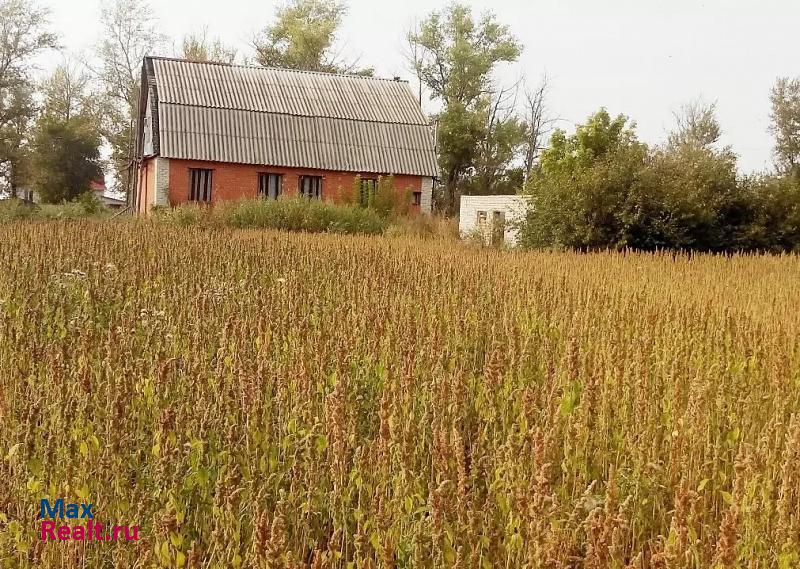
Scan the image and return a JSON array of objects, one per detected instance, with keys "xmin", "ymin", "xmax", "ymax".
[{"xmin": 38, "ymin": 0, "xmax": 800, "ymax": 174}]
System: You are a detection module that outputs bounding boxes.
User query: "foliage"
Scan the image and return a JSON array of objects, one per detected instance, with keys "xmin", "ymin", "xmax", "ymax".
[
  {"xmin": 522, "ymin": 109, "xmax": 649, "ymax": 250},
  {"xmin": 740, "ymin": 174, "xmax": 800, "ymax": 252},
  {"xmin": 461, "ymin": 91, "xmax": 527, "ymax": 196},
  {"xmin": 1, "ymin": 222, "xmax": 799, "ymax": 567},
  {"xmin": 0, "ymin": 197, "xmax": 35, "ymax": 221},
  {"xmin": 31, "ymin": 116, "xmax": 103, "ymax": 204},
  {"xmin": 347, "ymin": 175, "xmax": 413, "ymax": 218},
  {"xmin": 667, "ymin": 99, "xmax": 722, "ymax": 148},
  {"xmin": 384, "ymin": 214, "xmax": 459, "ymax": 240},
  {"xmin": 0, "ymin": 0, "xmax": 57, "ymax": 196},
  {"xmin": 254, "ymin": 0, "xmax": 372, "ymax": 75},
  {"xmin": 520, "ymin": 108, "xmax": 800, "ymax": 252},
  {"xmin": 0, "ymin": 0, "xmax": 58, "ymax": 93},
  {"xmin": 156, "ymin": 197, "xmax": 388, "ymax": 235},
  {"xmin": 0, "ymin": 194, "xmax": 112, "ymax": 222},
  {"xmin": 769, "ymin": 77, "xmax": 800, "ymax": 175},
  {"xmin": 39, "ymin": 63, "xmax": 104, "ymax": 128},
  {"xmin": 408, "ymin": 3, "xmax": 522, "ymax": 212},
  {"xmin": 0, "ymin": 84, "xmax": 35, "ymax": 197},
  {"xmin": 179, "ymin": 28, "xmax": 237, "ymax": 64},
  {"xmin": 93, "ymin": 0, "xmax": 164, "ymax": 194}
]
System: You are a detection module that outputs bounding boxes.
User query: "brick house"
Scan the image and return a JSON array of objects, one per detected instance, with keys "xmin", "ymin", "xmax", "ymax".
[{"xmin": 132, "ymin": 57, "xmax": 438, "ymax": 214}]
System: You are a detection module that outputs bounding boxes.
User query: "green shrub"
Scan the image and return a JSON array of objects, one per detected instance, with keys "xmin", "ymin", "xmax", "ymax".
[
  {"xmin": 0, "ymin": 199, "xmax": 37, "ymax": 222},
  {"xmin": 0, "ymin": 193, "xmax": 110, "ymax": 223},
  {"xmin": 163, "ymin": 197, "xmax": 388, "ymax": 235}
]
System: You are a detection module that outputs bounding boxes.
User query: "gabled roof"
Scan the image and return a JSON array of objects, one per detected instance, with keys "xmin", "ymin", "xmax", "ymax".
[{"xmin": 140, "ymin": 57, "xmax": 438, "ymax": 177}]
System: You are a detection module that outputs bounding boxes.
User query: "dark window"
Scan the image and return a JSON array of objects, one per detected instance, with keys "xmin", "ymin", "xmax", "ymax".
[
  {"xmin": 359, "ymin": 178, "xmax": 378, "ymax": 206},
  {"xmin": 258, "ymin": 173, "xmax": 283, "ymax": 200},
  {"xmin": 189, "ymin": 169, "xmax": 213, "ymax": 202},
  {"xmin": 299, "ymin": 175, "xmax": 322, "ymax": 199},
  {"xmin": 412, "ymin": 191, "xmax": 422, "ymax": 206}
]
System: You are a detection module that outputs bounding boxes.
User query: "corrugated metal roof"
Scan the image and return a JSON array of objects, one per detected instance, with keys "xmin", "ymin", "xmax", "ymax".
[
  {"xmin": 158, "ymin": 103, "xmax": 439, "ymax": 176},
  {"xmin": 148, "ymin": 58, "xmax": 438, "ymax": 177},
  {"xmin": 152, "ymin": 58, "xmax": 429, "ymax": 125}
]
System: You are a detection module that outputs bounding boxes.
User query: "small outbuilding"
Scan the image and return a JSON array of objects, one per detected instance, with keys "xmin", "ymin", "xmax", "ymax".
[{"xmin": 459, "ymin": 195, "xmax": 530, "ymax": 246}]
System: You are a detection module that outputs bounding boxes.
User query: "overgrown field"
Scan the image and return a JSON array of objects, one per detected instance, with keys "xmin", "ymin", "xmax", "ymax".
[{"xmin": 1, "ymin": 221, "xmax": 799, "ymax": 568}]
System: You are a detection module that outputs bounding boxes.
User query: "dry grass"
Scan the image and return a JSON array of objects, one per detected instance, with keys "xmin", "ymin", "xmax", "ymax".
[{"xmin": 0, "ymin": 221, "xmax": 798, "ymax": 568}]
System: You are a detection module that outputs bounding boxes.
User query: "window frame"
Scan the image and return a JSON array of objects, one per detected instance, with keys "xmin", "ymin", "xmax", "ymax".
[
  {"xmin": 188, "ymin": 168, "xmax": 213, "ymax": 203},
  {"xmin": 299, "ymin": 175, "xmax": 323, "ymax": 199},
  {"xmin": 258, "ymin": 172, "xmax": 283, "ymax": 200},
  {"xmin": 412, "ymin": 191, "xmax": 422, "ymax": 206}
]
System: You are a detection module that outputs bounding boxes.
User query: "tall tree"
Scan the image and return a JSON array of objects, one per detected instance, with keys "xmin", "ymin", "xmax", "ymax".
[
  {"xmin": 0, "ymin": 0, "xmax": 57, "ymax": 196},
  {"xmin": 254, "ymin": 0, "xmax": 371, "ymax": 75},
  {"xmin": 522, "ymin": 75, "xmax": 555, "ymax": 183},
  {"xmin": 179, "ymin": 28, "xmax": 237, "ymax": 64},
  {"xmin": 0, "ymin": 84, "xmax": 35, "ymax": 197},
  {"xmin": 93, "ymin": 0, "xmax": 164, "ymax": 195},
  {"xmin": 40, "ymin": 62, "xmax": 103, "ymax": 125},
  {"xmin": 464, "ymin": 84, "xmax": 526, "ymax": 195},
  {"xmin": 31, "ymin": 116, "xmax": 103, "ymax": 203},
  {"xmin": 769, "ymin": 77, "xmax": 800, "ymax": 176},
  {"xmin": 408, "ymin": 4, "xmax": 521, "ymax": 213},
  {"xmin": 31, "ymin": 65, "xmax": 104, "ymax": 203}
]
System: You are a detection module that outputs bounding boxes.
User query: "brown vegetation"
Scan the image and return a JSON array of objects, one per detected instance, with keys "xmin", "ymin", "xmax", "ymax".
[{"xmin": 0, "ymin": 221, "xmax": 798, "ymax": 567}]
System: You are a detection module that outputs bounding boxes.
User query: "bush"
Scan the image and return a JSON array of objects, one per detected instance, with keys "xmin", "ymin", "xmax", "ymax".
[
  {"xmin": 159, "ymin": 197, "xmax": 388, "ymax": 235},
  {"xmin": 519, "ymin": 108, "xmax": 800, "ymax": 253},
  {"xmin": 385, "ymin": 214, "xmax": 459, "ymax": 240},
  {"xmin": 0, "ymin": 193, "xmax": 110, "ymax": 223},
  {"xmin": 0, "ymin": 199, "xmax": 37, "ymax": 222}
]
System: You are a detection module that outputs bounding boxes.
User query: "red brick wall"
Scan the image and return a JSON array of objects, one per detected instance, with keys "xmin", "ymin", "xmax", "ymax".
[{"xmin": 167, "ymin": 159, "xmax": 423, "ymax": 211}]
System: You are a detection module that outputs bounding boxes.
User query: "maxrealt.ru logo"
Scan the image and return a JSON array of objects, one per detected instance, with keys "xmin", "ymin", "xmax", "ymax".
[{"xmin": 39, "ymin": 499, "xmax": 139, "ymax": 542}]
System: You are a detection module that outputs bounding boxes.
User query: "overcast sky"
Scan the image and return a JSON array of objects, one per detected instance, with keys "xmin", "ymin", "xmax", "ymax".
[{"xmin": 39, "ymin": 0, "xmax": 799, "ymax": 174}]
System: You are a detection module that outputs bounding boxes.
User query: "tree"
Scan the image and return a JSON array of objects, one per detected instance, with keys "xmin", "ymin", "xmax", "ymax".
[
  {"xmin": 668, "ymin": 99, "xmax": 722, "ymax": 149},
  {"xmin": 0, "ymin": 0, "xmax": 57, "ymax": 196},
  {"xmin": 522, "ymin": 75, "xmax": 555, "ymax": 184},
  {"xmin": 254, "ymin": 0, "xmax": 371, "ymax": 75},
  {"xmin": 769, "ymin": 77, "xmax": 800, "ymax": 176},
  {"xmin": 179, "ymin": 28, "xmax": 237, "ymax": 64},
  {"xmin": 520, "ymin": 109, "xmax": 649, "ymax": 250},
  {"xmin": 408, "ymin": 3, "xmax": 521, "ymax": 213},
  {"xmin": 31, "ymin": 65, "xmax": 104, "ymax": 204},
  {"xmin": 519, "ymin": 107, "xmax": 770, "ymax": 252},
  {"xmin": 0, "ymin": 84, "xmax": 35, "ymax": 197},
  {"xmin": 521, "ymin": 109, "xmax": 647, "ymax": 250},
  {"xmin": 462, "ymin": 85, "xmax": 526, "ymax": 195},
  {"xmin": 0, "ymin": 0, "xmax": 58, "ymax": 92},
  {"xmin": 92, "ymin": 0, "xmax": 164, "ymax": 195},
  {"xmin": 31, "ymin": 116, "xmax": 103, "ymax": 203},
  {"xmin": 40, "ymin": 62, "xmax": 103, "ymax": 126}
]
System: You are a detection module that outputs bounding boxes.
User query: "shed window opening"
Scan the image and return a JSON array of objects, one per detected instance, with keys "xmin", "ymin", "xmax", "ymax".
[
  {"xmin": 189, "ymin": 169, "xmax": 213, "ymax": 202},
  {"xmin": 299, "ymin": 175, "xmax": 323, "ymax": 199},
  {"xmin": 412, "ymin": 191, "xmax": 422, "ymax": 206},
  {"xmin": 476, "ymin": 210, "xmax": 487, "ymax": 226},
  {"xmin": 359, "ymin": 178, "xmax": 378, "ymax": 206},
  {"xmin": 258, "ymin": 173, "xmax": 283, "ymax": 200}
]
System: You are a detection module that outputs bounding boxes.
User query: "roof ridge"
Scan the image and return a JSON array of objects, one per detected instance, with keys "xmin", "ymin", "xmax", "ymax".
[{"xmin": 146, "ymin": 55, "xmax": 410, "ymax": 83}]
